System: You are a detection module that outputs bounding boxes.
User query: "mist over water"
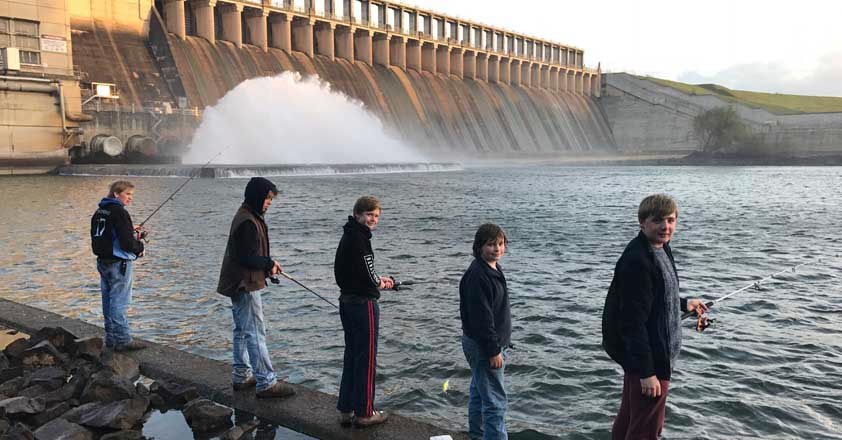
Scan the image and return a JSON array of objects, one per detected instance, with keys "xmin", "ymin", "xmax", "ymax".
[{"xmin": 183, "ymin": 73, "xmax": 428, "ymax": 165}]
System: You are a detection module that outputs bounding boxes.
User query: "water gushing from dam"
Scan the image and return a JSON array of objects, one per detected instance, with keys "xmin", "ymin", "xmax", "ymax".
[
  {"xmin": 169, "ymin": 38, "xmax": 616, "ymax": 160},
  {"xmin": 183, "ymin": 72, "xmax": 426, "ymax": 164}
]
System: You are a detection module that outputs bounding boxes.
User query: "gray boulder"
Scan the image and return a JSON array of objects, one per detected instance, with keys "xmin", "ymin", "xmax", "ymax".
[
  {"xmin": 6, "ymin": 422, "xmax": 35, "ymax": 440},
  {"xmin": 69, "ymin": 338, "xmax": 102, "ymax": 362},
  {"xmin": 0, "ymin": 376, "xmax": 26, "ymax": 397},
  {"xmin": 101, "ymin": 353, "xmax": 139, "ymax": 382},
  {"xmin": 33, "ymin": 417, "xmax": 93, "ymax": 440},
  {"xmin": 220, "ymin": 419, "xmax": 260, "ymax": 440},
  {"xmin": 26, "ymin": 367, "xmax": 67, "ymax": 391},
  {"xmin": 100, "ymin": 431, "xmax": 144, "ymax": 440},
  {"xmin": 0, "ymin": 396, "xmax": 46, "ymax": 416},
  {"xmin": 149, "ymin": 379, "xmax": 198, "ymax": 407},
  {"xmin": 77, "ymin": 396, "xmax": 149, "ymax": 430},
  {"xmin": 4, "ymin": 338, "xmax": 30, "ymax": 360},
  {"xmin": 0, "ymin": 352, "xmax": 8, "ymax": 369},
  {"xmin": 59, "ymin": 402, "xmax": 101, "ymax": 424},
  {"xmin": 28, "ymin": 401, "xmax": 72, "ymax": 427},
  {"xmin": 182, "ymin": 398, "xmax": 233, "ymax": 433},
  {"xmin": 30, "ymin": 328, "xmax": 78, "ymax": 354},
  {"xmin": 1, "ymin": 366, "xmax": 25, "ymax": 382},
  {"xmin": 21, "ymin": 342, "xmax": 67, "ymax": 368},
  {"xmin": 80, "ymin": 370, "xmax": 135, "ymax": 404},
  {"xmin": 17, "ymin": 384, "xmax": 51, "ymax": 399}
]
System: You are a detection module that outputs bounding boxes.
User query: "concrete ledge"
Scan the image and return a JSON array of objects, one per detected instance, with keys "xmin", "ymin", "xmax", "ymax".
[{"xmin": 0, "ymin": 298, "xmax": 466, "ymax": 440}]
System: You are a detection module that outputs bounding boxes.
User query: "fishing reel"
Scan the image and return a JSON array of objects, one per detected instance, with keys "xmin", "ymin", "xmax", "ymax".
[
  {"xmin": 695, "ymin": 313, "xmax": 715, "ymax": 332},
  {"xmin": 135, "ymin": 228, "xmax": 149, "ymax": 243},
  {"xmin": 388, "ymin": 276, "xmax": 409, "ymax": 291}
]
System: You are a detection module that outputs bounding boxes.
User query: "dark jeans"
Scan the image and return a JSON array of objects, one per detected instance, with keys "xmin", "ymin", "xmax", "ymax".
[
  {"xmin": 337, "ymin": 300, "xmax": 379, "ymax": 417},
  {"xmin": 612, "ymin": 372, "xmax": 670, "ymax": 440}
]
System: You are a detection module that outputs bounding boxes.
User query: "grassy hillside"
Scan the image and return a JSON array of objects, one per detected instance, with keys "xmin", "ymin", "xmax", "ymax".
[{"xmin": 640, "ymin": 76, "xmax": 842, "ymax": 115}]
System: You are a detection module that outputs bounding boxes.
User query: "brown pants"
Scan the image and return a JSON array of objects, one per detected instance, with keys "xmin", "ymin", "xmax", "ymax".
[{"xmin": 611, "ymin": 372, "xmax": 670, "ymax": 440}]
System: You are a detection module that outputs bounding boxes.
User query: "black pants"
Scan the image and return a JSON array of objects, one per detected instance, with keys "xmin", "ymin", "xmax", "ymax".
[{"xmin": 337, "ymin": 300, "xmax": 380, "ymax": 417}]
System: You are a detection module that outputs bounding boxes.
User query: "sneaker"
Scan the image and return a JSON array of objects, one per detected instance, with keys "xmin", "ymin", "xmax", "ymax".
[
  {"xmin": 354, "ymin": 410, "xmax": 388, "ymax": 427},
  {"xmin": 114, "ymin": 340, "xmax": 147, "ymax": 352},
  {"xmin": 255, "ymin": 382, "xmax": 296, "ymax": 399},
  {"xmin": 338, "ymin": 411, "xmax": 354, "ymax": 426},
  {"xmin": 233, "ymin": 375, "xmax": 257, "ymax": 391}
]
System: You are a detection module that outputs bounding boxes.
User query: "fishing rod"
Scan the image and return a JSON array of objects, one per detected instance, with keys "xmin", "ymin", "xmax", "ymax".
[
  {"xmin": 137, "ymin": 149, "xmax": 228, "ymax": 229},
  {"xmin": 272, "ymin": 272, "xmax": 339, "ymax": 310},
  {"xmin": 390, "ymin": 278, "xmax": 438, "ymax": 291},
  {"xmin": 681, "ymin": 254, "xmax": 840, "ymax": 321}
]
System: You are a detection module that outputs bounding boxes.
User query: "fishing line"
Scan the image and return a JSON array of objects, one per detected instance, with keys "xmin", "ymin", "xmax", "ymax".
[
  {"xmin": 137, "ymin": 148, "xmax": 229, "ymax": 228},
  {"xmin": 682, "ymin": 254, "xmax": 841, "ymax": 321}
]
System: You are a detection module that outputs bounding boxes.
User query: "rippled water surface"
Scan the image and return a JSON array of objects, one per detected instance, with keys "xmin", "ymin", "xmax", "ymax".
[{"xmin": 1, "ymin": 166, "xmax": 841, "ymax": 439}]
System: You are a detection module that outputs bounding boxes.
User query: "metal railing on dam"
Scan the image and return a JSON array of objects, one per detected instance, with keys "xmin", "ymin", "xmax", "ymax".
[{"xmin": 159, "ymin": 0, "xmax": 601, "ymax": 96}]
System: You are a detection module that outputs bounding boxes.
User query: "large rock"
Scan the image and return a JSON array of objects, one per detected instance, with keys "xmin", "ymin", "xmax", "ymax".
[
  {"xmin": 80, "ymin": 370, "xmax": 135, "ymax": 404},
  {"xmin": 59, "ymin": 402, "xmax": 101, "ymax": 424},
  {"xmin": 0, "ymin": 396, "xmax": 46, "ymax": 416},
  {"xmin": 0, "ymin": 376, "xmax": 26, "ymax": 397},
  {"xmin": 182, "ymin": 398, "xmax": 233, "ymax": 433},
  {"xmin": 41, "ymin": 377, "xmax": 85, "ymax": 406},
  {"xmin": 4, "ymin": 338, "xmax": 31, "ymax": 360},
  {"xmin": 69, "ymin": 338, "xmax": 102, "ymax": 363},
  {"xmin": 6, "ymin": 422, "xmax": 35, "ymax": 440},
  {"xmin": 1, "ymin": 366, "xmax": 25, "ymax": 382},
  {"xmin": 100, "ymin": 431, "xmax": 144, "ymax": 440},
  {"xmin": 29, "ymin": 328, "xmax": 78, "ymax": 354},
  {"xmin": 0, "ymin": 352, "xmax": 9, "ymax": 369},
  {"xmin": 101, "ymin": 353, "xmax": 139, "ymax": 382},
  {"xmin": 17, "ymin": 384, "xmax": 51, "ymax": 399},
  {"xmin": 220, "ymin": 418, "xmax": 260, "ymax": 440},
  {"xmin": 26, "ymin": 367, "xmax": 67, "ymax": 392},
  {"xmin": 149, "ymin": 379, "xmax": 198, "ymax": 407},
  {"xmin": 27, "ymin": 401, "xmax": 71, "ymax": 427},
  {"xmin": 21, "ymin": 342, "xmax": 67, "ymax": 368},
  {"xmin": 33, "ymin": 417, "xmax": 93, "ymax": 440},
  {"xmin": 77, "ymin": 397, "xmax": 149, "ymax": 430}
]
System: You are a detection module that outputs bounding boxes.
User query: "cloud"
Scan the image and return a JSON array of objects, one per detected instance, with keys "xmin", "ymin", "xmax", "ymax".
[{"xmin": 677, "ymin": 51, "xmax": 842, "ymax": 97}]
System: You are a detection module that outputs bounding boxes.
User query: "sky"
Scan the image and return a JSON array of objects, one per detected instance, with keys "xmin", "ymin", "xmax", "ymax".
[{"xmin": 407, "ymin": 0, "xmax": 842, "ymax": 97}]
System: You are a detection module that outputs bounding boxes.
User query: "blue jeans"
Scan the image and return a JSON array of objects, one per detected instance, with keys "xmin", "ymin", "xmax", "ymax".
[
  {"xmin": 462, "ymin": 335, "xmax": 508, "ymax": 440},
  {"xmin": 231, "ymin": 290, "xmax": 277, "ymax": 392},
  {"xmin": 97, "ymin": 259, "xmax": 134, "ymax": 347}
]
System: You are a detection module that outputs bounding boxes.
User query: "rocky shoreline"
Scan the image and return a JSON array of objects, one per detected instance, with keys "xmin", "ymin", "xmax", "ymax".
[{"xmin": 0, "ymin": 326, "xmax": 256, "ymax": 439}]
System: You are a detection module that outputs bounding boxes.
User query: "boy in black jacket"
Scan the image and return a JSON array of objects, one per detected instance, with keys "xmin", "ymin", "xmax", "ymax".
[
  {"xmin": 602, "ymin": 194, "xmax": 707, "ymax": 439},
  {"xmin": 90, "ymin": 180, "xmax": 147, "ymax": 352},
  {"xmin": 460, "ymin": 223, "xmax": 511, "ymax": 440},
  {"xmin": 334, "ymin": 196, "xmax": 394, "ymax": 427}
]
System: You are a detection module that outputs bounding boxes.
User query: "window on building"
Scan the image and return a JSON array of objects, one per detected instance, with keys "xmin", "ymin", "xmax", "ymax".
[{"xmin": 0, "ymin": 17, "xmax": 41, "ymax": 65}]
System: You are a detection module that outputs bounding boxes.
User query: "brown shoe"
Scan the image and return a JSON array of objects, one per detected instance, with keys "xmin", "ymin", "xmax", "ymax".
[
  {"xmin": 114, "ymin": 340, "xmax": 146, "ymax": 352},
  {"xmin": 338, "ymin": 411, "xmax": 354, "ymax": 426},
  {"xmin": 255, "ymin": 382, "xmax": 296, "ymax": 399},
  {"xmin": 354, "ymin": 410, "xmax": 388, "ymax": 427},
  {"xmin": 232, "ymin": 375, "xmax": 257, "ymax": 391}
]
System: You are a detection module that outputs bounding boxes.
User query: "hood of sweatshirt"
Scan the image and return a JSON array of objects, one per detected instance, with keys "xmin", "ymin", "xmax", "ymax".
[
  {"xmin": 98, "ymin": 197, "xmax": 124, "ymax": 208},
  {"xmin": 243, "ymin": 177, "xmax": 278, "ymax": 215},
  {"xmin": 343, "ymin": 215, "xmax": 372, "ymax": 239}
]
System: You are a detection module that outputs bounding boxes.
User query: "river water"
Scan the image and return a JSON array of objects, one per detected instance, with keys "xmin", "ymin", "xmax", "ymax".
[{"xmin": 1, "ymin": 165, "xmax": 840, "ymax": 439}]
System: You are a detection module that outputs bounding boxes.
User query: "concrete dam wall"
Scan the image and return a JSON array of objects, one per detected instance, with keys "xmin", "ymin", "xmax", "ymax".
[
  {"xmin": 603, "ymin": 73, "xmax": 842, "ymax": 153},
  {"xmin": 164, "ymin": 36, "xmax": 615, "ymax": 157}
]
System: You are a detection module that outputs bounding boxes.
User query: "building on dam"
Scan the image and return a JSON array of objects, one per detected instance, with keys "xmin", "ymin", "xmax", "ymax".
[{"xmin": 0, "ymin": 0, "xmax": 610, "ymax": 174}]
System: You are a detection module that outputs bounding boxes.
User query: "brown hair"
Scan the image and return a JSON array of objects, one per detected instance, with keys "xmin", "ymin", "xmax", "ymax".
[
  {"xmin": 353, "ymin": 196, "xmax": 381, "ymax": 215},
  {"xmin": 638, "ymin": 194, "xmax": 678, "ymax": 223},
  {"xmin": 108, "ymin": 180, "xmax": 135, "ymax": 198},
  {"xmin": 472, "ymin": 223, "xmax": 508, "ymax": 258}
]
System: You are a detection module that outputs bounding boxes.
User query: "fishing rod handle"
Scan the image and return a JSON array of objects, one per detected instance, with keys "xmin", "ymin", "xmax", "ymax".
[{"xmin": 680, "ymin": 300, "xmax": 714, "ymax": 320}]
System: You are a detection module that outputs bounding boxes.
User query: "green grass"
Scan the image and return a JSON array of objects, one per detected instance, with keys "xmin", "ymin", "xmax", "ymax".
[{"xmin": 639, "ymin": 76, "xmax": 842, "ymax": 115}]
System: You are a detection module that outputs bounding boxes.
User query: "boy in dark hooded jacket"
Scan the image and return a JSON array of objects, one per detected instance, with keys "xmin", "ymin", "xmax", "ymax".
[
  {"xmin": 91, "ymin": 180, "xmax": 147, "ymax": 352},
  {"xmin": 217, "ymin": 177, "xmax": 295, "ymax": 399},
  {"xmin": 334, "ymin": 196, "xmax": 394, "ymax": 427}
]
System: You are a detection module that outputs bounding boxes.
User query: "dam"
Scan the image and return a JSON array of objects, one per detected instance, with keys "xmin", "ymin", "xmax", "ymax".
[{"xmin": 0, "ymin": 0, "xmax": 614, "ymax": 174}]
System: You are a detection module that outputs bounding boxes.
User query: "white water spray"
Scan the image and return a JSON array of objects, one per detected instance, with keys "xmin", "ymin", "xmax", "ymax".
[{"xmin": 183, "ymin": 72, "xmax": 427, "ymax": 164}]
